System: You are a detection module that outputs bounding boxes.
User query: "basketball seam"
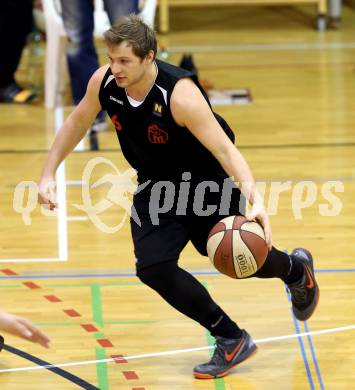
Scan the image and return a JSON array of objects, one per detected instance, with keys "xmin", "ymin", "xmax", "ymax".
[
  {"xmin": 213, "ymin": 230, "xmax": 237, "ymax": 279},
  {"xmin": 232, "ymin": 216, "xmax": 247, "ymax": 278},
  {"xmin": 238, "ymin": 231, "xmax": 258, "ymax": 274},
  {"xmin": 230, "ymin": 229, "xmax": 238, "ymax": 278},
  {"xmin": 208, "ymin": 222, "xmax": 226, "ymax": 240}
]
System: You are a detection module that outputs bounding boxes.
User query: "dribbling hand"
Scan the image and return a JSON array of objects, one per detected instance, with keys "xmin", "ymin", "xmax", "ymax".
[
  {"xmin": 38, "ymin": 176, "xmax": 57, "ymax": 210},
  {"xmin": 246, "ymin": 201, "xmax": 273, "ymax": 250}
]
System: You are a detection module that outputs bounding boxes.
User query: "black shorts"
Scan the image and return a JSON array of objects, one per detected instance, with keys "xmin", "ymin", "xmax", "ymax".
[{"xmin": 131, "ymin": 177, "xmax": 244, "ymax": 270}]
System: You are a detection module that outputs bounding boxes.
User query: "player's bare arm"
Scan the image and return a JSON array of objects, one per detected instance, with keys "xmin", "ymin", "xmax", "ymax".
[
  {"xmin": 0, "ymin": 310, "xmax": 50, "ymax": 348},
  {"xmin": 170, "ymin": 77, "xmax": 272, "ymax": 248},
  {"xmin": 38, "ymin": 65, "xmax": 108, "ymax": 209}
]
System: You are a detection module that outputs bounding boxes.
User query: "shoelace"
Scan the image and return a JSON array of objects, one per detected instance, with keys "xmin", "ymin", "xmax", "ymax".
[
  {"xmin": 290, "ymin": 284, "xmax": 308, "ymax": 303},
  {"xmin": 208, "ymin": 342, "xmax": 228, "ymax": 366}
]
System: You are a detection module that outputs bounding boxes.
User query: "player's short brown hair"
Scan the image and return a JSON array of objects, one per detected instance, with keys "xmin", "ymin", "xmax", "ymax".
[{"xmin": 103, "ymin": 15, "xmax": 157, "ymax": 60}]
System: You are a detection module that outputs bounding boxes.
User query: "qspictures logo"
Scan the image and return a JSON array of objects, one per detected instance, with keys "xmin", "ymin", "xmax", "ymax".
[
  {"xmin": 13, "ymin": 157, "xmax": 345, "ymax": 233},
  {"xmin": 71, "ymin": 157, "xmax": 151, "ymax": 233},
  {"xmin": 13, "ymin": 157, "xmax": 150, "ymax": 233}
]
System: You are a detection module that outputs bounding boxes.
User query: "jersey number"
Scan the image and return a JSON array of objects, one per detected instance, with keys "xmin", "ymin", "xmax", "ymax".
[{"xmin": 111, "ymin": 114, "xmax": 122, "ymax": 131}]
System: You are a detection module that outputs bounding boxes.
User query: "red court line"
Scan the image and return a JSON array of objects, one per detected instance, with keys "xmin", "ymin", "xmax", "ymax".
[
  {"xmin": 44, "ymin": 295, "xmax": 62, "ymax": 302},
  {"xmin": 81, "ymin": 324, "xmax": 98, "ymax": 333},
  {"xmin": 23, "ymin": 281, "xmax": 41, "ymax": 289},
  {"xmin": 1, "ymin": 269, "xmax": 146, "ymax": 386},
  {"xmin": 0, "ymin": 269, "xmax": 18, "ymax": 275},
  {"xmin": 111, "ymin": 354, "xmax": 128, "ymax": 363},
  {"xmin": 122, "ymin": 371, "xmax": 139, "ymax": 380},
  {"xmin": 132, "ymin": 388, "xmax": 146, "ymax": 390},
  {"xmin": 63, "ymin": 309, "xmax": 81, "ymax": 317},
  {"xmin": 97, "ymin": 339, "xmax": 114, "ymax": 348}
]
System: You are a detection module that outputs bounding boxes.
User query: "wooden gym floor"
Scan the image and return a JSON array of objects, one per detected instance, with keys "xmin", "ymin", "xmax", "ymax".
[{"xmin": 0, "ymin": 4, "xmax": 355, "ymax": 389}]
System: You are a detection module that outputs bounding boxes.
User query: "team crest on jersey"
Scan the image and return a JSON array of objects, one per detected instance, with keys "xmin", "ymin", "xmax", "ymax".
[
  {"xmin": 148, "ymin": 124, "xmax": 168, "ymax": 144},
  {"xmin": 153, "ymin": 102, "xmax": 163, "ymax": 117}
]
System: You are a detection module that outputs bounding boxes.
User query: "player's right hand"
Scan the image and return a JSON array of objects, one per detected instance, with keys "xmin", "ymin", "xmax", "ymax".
[
  {"xmin": 38, "ymin": 176, "xmax": 58, "ymax": 210},
  {"xmin": 246, "ymin": 201, "xmax": 273, "ymax": 251}
]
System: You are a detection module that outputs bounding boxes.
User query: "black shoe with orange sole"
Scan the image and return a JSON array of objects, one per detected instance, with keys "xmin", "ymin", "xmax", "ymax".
[
  {"xmin": 288, "ymin": 248, "xmax": 320, "ymax": 321},
  {"xmin": 193, "ymin": 329, "xmax": 257, "ymax": 379}
]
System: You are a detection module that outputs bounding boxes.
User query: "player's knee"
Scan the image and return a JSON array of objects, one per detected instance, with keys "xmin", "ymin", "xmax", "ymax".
[
  {"xmin": 136, "ymin": 266, "xmax": 154, "ymax": 287},
  {"xmin": 136, "ymin": 261, "xmax": 177, "ymax": 291}
]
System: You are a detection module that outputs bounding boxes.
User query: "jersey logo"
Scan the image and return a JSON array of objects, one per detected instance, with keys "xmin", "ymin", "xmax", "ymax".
[
  {"xmin": 153, "ymin": 102, "xmax": 163, "ymax": 117},
  {"xmin": 148, "ymin": 124, "xmax": 169, "ymax": 144},
  {"xmin": 110, "ymin": 114, "xmax": 123, "ymax": 131},
  {"xmin": 110, "ymin": 96, "xmax": 124, "ymax": 105}
]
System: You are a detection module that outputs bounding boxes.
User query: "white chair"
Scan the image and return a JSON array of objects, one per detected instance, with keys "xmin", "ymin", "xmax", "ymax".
[{"xmin": 42, "ymin": 0, "xmax": 157, "ymax": 109}]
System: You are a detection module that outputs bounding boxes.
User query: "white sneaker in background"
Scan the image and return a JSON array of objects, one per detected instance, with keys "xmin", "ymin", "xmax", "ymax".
[{"xmin": 89, "ymin": 117, "xmax": 108, "ymax": 133}]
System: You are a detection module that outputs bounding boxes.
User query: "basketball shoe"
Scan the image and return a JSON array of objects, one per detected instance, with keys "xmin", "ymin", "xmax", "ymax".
[
  {"xmin": 288, "ymin": 248, "xmax": 319, "ymax": 321},
  {"xmin": 0, "ymin": 335, "xmax": 4, "ymax": 352},
  {"xmin": 0, "ymin": 82, "xmax": 36, "ymax": 104},
  {"xmin": 193, "ymin": 329, "xmax": 257, "ymax": 379}
]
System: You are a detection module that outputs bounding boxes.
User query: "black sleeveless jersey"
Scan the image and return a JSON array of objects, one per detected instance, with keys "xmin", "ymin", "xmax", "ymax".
[{"xmin": 98, "ymin": 60, "xmax": 235, "ymax": 182}]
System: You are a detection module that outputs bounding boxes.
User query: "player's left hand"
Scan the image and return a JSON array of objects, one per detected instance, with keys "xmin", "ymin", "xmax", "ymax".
[
  {"xmin": 0, "ymin": 310, "xmax": 50, "ymax": 348},
  {"xmin": 246, "ymin": 202, "xmax": 272, "ymax": 250}
]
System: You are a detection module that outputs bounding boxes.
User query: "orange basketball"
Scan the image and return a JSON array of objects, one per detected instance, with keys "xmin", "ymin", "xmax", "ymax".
[{"xmin": 207, "ymin": 215, "xmax": 268, "ymax": 279}]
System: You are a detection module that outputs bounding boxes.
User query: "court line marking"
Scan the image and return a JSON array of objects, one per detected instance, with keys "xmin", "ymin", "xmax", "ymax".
[
  {"xmin": 284, "ymin": 246, "xmax": 315, "ymax": 390},
  {"xmin": 292, "ymin": 313, "xmax": 315, "ymax": 389},
  {"xmin": 91, "ymin": 284, "xmax": 109, "ymax": 390},
  {"xmin": 0, "ymin": 259, "xmax": 66, "ymax": 263},
  {"xmin": 1, "ymin": 324, "xmax": 354, "ymax": 374},
  {"xmin": 67, "ymin": 216, "xmax": 89, "ymax": 221},
  {"xmin": 53, "ymin": 107, "xmax": 68, "ymax": 262},
  {"xmin": 0, "ymin": 267, "xmax": 354, "ymax": 279},
  {"xmin": 3, "ymin": 343, "xmax": 99, "ymax": 389},
  {"xmin": 168, "ymin": 41, "xmax": 355, "ymax": 53},
  {"xmin": 63, "ymin": 177, "xmax": 355, "ymax": 190},
  {"xmin": 304, "ymin": 322, "xmax": 325, "ymax": 390},
  {"xmin": 2, "ymin": 140, "xmax": 355, "ymax": 155},
  {"xmin": 0, "ymin": 107, "xmax": 68, "ymax": 264}
]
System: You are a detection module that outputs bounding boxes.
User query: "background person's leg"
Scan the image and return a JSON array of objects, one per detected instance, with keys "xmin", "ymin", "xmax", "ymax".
[
  {"xmin": 104, "ymin": 0, "xmax": 139, "ymax": 25},
  {"xmin": 0, "ymin": 0, "xmax": 34, "ymax": 102},
  {"xmin": 60, "ymin": 0, "xmax": 98, "ymax": 105}
]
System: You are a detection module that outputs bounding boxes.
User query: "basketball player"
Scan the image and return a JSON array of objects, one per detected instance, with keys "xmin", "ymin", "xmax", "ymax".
[
  {"xmin": 0, "ymin": 309, "xmax": 50, "ymax": 350},
  {"xmin": 59, "ymin": 0, "xmax": 139, "ymax": 131},
  {"xmin": 38, "ymin": 16, "xmax": 319, "ymax": 379}
]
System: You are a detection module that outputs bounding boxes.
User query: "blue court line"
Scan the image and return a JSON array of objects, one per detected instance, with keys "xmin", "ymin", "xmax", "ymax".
[
  {"xmin": 0, "ymin": 267, "xmax": 354, "ymax": 280},
  {"xmin": 291, "ymin": 313, "xmax": 315, "ymax": 390},
  {"xmin": 316, "ymin": 269, "xmax": 355, "ymax": 273},
  {"xmin": 286, "ymin": 287, "xmax": 325, "ymax": 389},
  {"xmin": 303, "ymin": 322, "xmax": 325, "ymax": 390},
  {"xmin": 285, "ymin": 286, "xmax": 315, "ymax": 389},
  {"xmin": 282, "ymin": 240, "xmax": 315, "ymax": 390}
]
